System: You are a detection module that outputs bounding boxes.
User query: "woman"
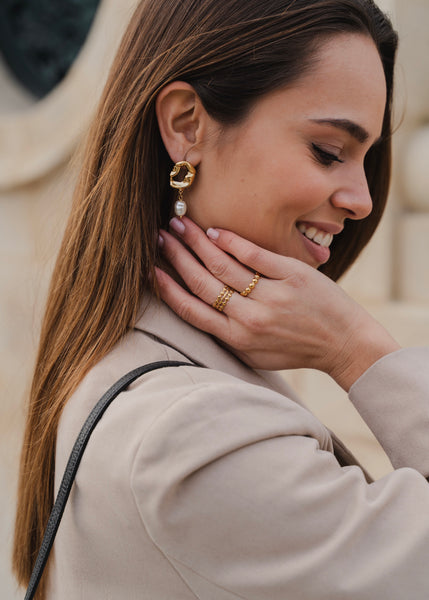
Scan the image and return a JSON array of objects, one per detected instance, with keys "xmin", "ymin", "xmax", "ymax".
[{"xmin": 13, "ymin": 0, "xmax": 429, "ymax": 598}]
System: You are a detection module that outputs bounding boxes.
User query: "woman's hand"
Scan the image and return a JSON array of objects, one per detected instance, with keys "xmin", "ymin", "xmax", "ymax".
[{"xmin": 156, "ymin": 217, "xmax": 400, "ymax": 391}]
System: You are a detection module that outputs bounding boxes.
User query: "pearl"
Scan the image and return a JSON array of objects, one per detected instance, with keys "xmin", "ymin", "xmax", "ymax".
[{"xmin": 174, "ymin": 199, "xmax": 187, "ymax": 217}]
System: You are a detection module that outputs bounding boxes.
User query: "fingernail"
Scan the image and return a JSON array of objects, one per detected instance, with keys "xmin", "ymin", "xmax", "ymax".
[
  {"xmin": 206, "ymin": 228, "xmax": 219, "ymax": 241},
  {"xmin": 169, "ymin": 217, "xmax": 185, "ymax": 235},
  {"xmin": 158, "ymin": 233, "xmax": 164, "ymax": 248}
]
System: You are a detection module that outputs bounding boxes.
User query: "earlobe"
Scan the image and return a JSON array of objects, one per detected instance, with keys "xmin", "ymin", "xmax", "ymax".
[{"xmin": 155, "ymin": 81, "xmax": 205, "ymax": 165}]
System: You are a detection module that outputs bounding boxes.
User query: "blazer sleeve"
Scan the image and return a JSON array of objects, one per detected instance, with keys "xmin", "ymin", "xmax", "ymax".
[
  {"xmin": 131, "ymin": 348, "xmax": 429, "ymax": 600},
  {"xmin": 349, "ymin": 347, "xmax": 429, "ymax": 475}
]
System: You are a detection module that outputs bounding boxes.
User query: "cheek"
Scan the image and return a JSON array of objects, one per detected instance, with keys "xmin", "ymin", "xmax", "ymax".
[
  {"xmin": 260, "ymin": 154, "xmax": 328, "ymax": 217},
  {"xmin": 192, "ymin": 131, "xmax": 332, "ymax": 236},
  {"xmin": 228, "ymin": 157, "xmax": 330, "ymax": 235}
]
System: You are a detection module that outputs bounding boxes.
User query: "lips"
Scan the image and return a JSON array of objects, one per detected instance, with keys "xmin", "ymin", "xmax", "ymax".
[{"xmin": 296, "ymin": 221, "xmax": 341, "ymax": 265}]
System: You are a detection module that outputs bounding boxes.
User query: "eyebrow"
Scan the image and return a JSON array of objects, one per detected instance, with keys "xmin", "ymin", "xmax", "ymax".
[{"xmin": 310, "ymin": 118, "xmax": 374, "ymax": 144}]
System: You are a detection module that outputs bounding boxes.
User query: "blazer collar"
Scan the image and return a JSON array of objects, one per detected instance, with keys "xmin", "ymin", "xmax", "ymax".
[{"xmin": 134, "ymin": 297, "xmax": 301, "ymax": 400}]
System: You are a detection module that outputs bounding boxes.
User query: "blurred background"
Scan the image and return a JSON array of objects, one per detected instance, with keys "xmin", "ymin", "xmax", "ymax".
[{"xmin": 0, "ymin": 0, "xmax": 428, "ymax": 596}]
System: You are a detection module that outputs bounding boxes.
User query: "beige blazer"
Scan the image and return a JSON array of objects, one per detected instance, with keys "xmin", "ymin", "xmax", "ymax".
[{"xmin": 48, "ymin": 299, "xmax": 429, "ymax": 599}]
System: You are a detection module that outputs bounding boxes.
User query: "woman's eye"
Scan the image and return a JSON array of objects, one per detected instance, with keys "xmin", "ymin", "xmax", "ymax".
[{"xmin": 312, "ymin": 143, "xmax": 344, "ymax": 167}]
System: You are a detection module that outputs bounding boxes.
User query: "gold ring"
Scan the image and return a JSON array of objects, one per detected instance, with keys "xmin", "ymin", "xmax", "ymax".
[
  {"xmin": 240, "ymin": 272, "xmax": 261, "ymax": 297},
  {"xmin": 213, "ymin": 285, "xmax": 234, "ymax": 312}
]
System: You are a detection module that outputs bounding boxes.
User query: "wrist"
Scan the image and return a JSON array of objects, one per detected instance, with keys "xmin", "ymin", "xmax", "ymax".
[{"xmin": 327, "ymin": 316, "xmax": 401, "ymax": 392}]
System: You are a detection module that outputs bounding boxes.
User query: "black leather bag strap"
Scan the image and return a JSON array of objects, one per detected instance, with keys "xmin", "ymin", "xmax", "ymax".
[{"xmin": 25, "ymin": 360, "xmax": 196, "ymax": 600}]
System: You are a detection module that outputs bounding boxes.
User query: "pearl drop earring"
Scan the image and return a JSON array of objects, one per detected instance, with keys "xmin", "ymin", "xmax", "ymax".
[{"xmin": 169, "ymin": 161, "xmax": 196, "ymax": 218}]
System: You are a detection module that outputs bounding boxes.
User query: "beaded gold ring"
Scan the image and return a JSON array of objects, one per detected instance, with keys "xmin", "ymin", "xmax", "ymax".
[
  {"xmin": 213, "ymin": 285, "xmax": 235, "ymax": 312},
  {"xmin": 240, "ymin": 272, "xmax": 261, "ymax": 297}
]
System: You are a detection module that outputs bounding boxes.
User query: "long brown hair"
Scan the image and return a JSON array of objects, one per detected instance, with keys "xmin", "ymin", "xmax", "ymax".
[{"xmin": 13, "ymin": 0, "xmax": 397, "ymax": 595}]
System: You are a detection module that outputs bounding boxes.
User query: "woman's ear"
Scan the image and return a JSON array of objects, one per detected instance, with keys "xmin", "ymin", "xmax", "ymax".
[{"xmin": 156, "ymin": 82, "xmax": 208, "ymax": 165}]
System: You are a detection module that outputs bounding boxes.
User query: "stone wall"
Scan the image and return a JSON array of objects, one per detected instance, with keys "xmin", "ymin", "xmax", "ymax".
[{"xmin": 1, "ymin": 0, "xmax": 428, "ymax": 596}]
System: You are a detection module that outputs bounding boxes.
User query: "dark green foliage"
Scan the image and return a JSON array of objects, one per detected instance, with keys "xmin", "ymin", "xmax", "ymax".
[{"xmin": 0, "ymin": 0, "xmax": 100, "ymax": 98}]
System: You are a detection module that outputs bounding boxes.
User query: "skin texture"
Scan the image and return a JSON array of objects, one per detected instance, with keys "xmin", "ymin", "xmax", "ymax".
[{"xmin": 155, "ymin": 34, "xmax": 401, "ymax": 391}]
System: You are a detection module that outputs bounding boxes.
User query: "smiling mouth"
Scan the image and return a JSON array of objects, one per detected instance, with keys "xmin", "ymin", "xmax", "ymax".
[{"xmin": 297, "ymin": 223, "xmax": 333, "ymax": 248}]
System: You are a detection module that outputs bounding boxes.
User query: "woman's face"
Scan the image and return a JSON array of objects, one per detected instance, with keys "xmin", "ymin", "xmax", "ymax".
[{"xmin": 186, "ymin": 34, "xmax": 387, "ymax": 268}]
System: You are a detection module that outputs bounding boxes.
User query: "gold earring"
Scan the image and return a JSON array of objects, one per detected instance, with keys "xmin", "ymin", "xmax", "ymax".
[{"xmin": 169, "ymin": 160, "xmax": 196, "ymax": 218}]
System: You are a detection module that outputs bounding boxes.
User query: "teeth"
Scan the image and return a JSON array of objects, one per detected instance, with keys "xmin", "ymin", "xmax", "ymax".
[
  {"xmin": 305, "ymin": 226, "xmax": 317, "ymax": 239},
  {"xmin": 313, "ymin": 231, "xmax": 325, "ymax": 245},
  {"xmin": 297, "ymin": 223, "xmax": 333, "ymax": 248}
]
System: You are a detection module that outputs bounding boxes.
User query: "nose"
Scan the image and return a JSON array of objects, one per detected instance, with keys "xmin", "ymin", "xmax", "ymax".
[{"xmin": 330, "ymin": 167, "xmax": 373, "ymax": 220}]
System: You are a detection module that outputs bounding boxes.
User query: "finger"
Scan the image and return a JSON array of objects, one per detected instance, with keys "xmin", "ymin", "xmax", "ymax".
[
  {"xmin": 169, "ymin": 217, "xmax": 262, "ymax": 293},
  {"xmin": 155, "ymin": 267, "xmax": 236, "ymax": 341},
  {"xmin": 160, "ymin": 229, "xmax": 243, "ymax": 314},
  {"xmin": 205, "ymin": 228, "xmax": 298, "ymax": 280}
]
